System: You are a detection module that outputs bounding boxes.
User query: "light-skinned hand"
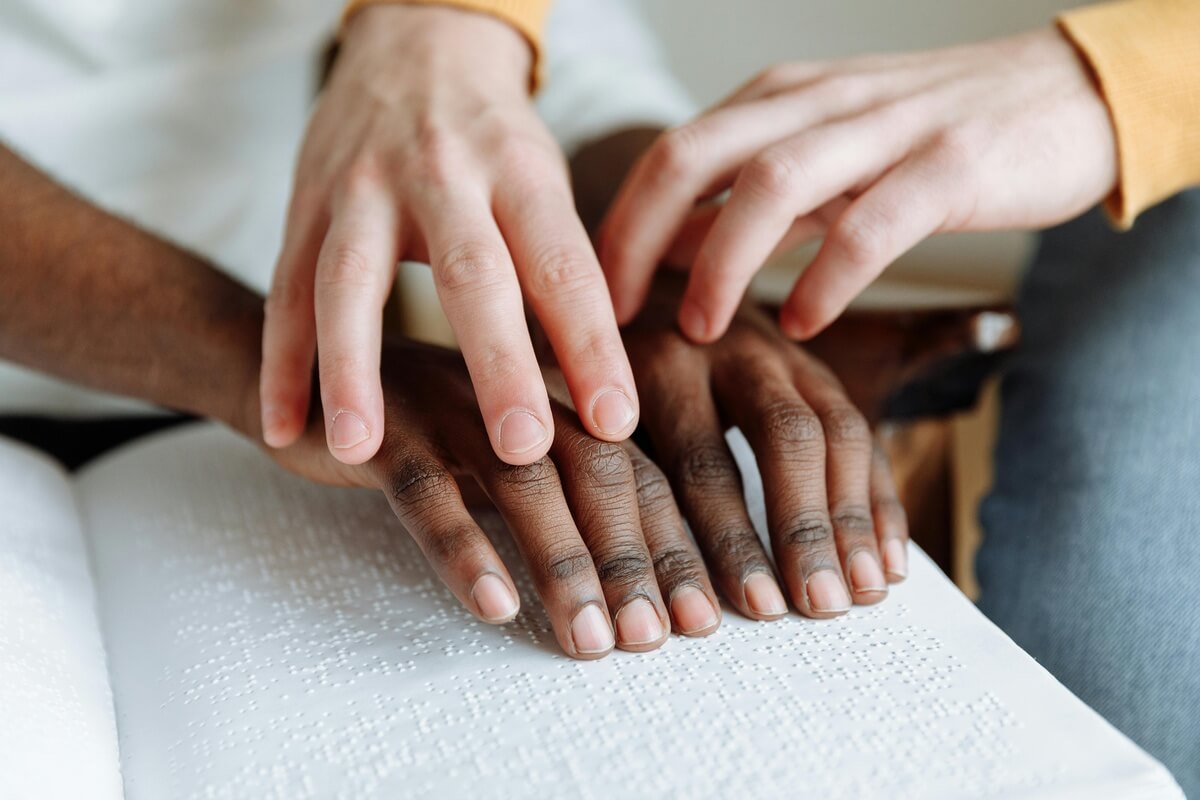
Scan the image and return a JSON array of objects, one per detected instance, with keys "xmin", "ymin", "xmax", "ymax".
[
  {"xmin": 600, "ymin": 28, "xmax": 1117, "ymax": 341},
  {"xmin": 261, "ymin": 5, "xmax": 638, "ymax": 468}
]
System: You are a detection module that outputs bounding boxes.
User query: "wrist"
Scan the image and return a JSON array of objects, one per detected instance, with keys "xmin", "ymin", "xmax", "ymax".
[
  {"xmin": 180, "ymin": 290, "xmax": 266, "ymax": 442},
  {"xmin": 340, "ymin": 4, "xmax": 532, "ymax": 98}
]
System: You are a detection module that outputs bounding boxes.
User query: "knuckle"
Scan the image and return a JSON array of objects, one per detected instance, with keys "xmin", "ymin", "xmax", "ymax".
[
  {"xmin": 493, "ymin": 457, "xmax": 559, "ymax": 495},
  {"xmin": 833, "ymin": 213, "xmax": 888, "ymax": 265},
  {"xmin": 553, "ymin": 328, "xmax": 615, "ymax": 376},
  {"xmin": 930, "ymin": 125, "xmax": 980, "ymax": 170},
  {"xmin": 472, "ymin": 342, "xmax": 521, "ymax": 384},
  {"xmin": 873, "ymin": 496, "xmax": 908, "ymax": 523},
  {"xmin": 760, "ymin": 401, "xmax": 825, "ymax": 450},
  {"xmin": 435, "ymin": 243, "xmax": 509, "ymax": 295},
  {"xmin": 594, "ymin": 548, "xmax": 654, "ymax": 586},
  {"xmin": 387, "ymin": 457, "xmax": 453, "ymax": 511},
  {"xmin": 781, "ymin": 515, "xmax": 835, "ymax": 549},
  {"xmin": 672, "ymin": 442, "xmax": 736, "ymax": 494},
  {"xmin": 526, "ymin": 243, "xmax": 599, "ymax": 298},
  {"xmin": 632, "ymin": 456, "xmax": 674, "ymax": 508},
  {"xmin": 743, "ymin": 150, "xmax": 798, "ymax": 200},
  {"xmin": 819, "ymin": 404, "xmax": 872, "ymax": 446},
  {"xmin": 830, "ymin": 505, "xmax": 876, "ymax": 537},
  {"xmin": 651, "ymin": 546, "xmax": 701, "ymax": 587},
  {"xmin": 706, "ymin": 526, "xmax": 763, "ymax": 572},
  {"xmin": 537, "ymin": 545, "xmax": 595, "ymax": 583},
  {"xmin": 649, "ymin": 126, "xmax": 700, "ymax": 180},
  {"xmin": 754, "ymin": 63, "xmax": 794, "ymax": 93},
  {"xmin": 570, "ymin": 439, "xmax": 634, "ymax": 491},
  {"xmin": 318, "ymin": 243, "xmax": 377, "ymax": 288}
]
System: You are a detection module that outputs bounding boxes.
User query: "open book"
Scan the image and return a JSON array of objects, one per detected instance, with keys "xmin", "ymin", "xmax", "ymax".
[{"xmin": 0, "ymin": 424, "xmax": 1183, "ymax": 799}]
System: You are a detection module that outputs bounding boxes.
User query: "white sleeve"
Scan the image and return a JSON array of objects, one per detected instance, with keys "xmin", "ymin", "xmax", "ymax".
[{"xmin": 536, "ymin": 0, "xmax": 696, "ymax": 157}]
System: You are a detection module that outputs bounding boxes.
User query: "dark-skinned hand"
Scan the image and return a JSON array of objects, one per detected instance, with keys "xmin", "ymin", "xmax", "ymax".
[
  {"xmin": 258, "ymin": 337, "xmax": 721, "ymax": 660},
  {"xmin": 621, "ymin": 275, "xmax": 910, "ymax": 621}
]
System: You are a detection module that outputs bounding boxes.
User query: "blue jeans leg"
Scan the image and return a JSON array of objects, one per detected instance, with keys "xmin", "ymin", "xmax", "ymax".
[{"xmin": 978, "ymin": 192, "xmax": 1200, "ymax": 797}]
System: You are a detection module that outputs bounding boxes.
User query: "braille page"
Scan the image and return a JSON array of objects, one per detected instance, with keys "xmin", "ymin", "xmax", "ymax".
[
  {"xmin": 0, "ymin": 438, "xmax": 123, "ymax": 800},
  {"xmin": 78, "ymin": 424, "xmax": 1183, "ymax": 800}
]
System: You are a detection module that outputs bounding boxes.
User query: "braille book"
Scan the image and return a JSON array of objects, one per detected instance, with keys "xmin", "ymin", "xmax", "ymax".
[{"xmin": 0, "ymin": 424, "xmax": 1183, "ymax": 799}]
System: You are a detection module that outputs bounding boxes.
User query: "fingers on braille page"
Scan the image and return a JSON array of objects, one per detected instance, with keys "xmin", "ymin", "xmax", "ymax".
[
  {"xmin": 494, "ymin": 180, "xmax": 640, "ymax": 445},
  {"xmin": 261, "ymin": 191, "xmax": 327, "ymax": 449},
  {"xmin": 869, "ymin": 438, "xmax": 910, "ymax": 582},
  {"xmin": 548, "ymin": 418, "xmax": 669, "ymax": 653},
  {"xmin": 711, "ymin": 352, "xmax": 851, "ymax": 619},
  {"xmin": 625, "ymin": 445, "xmax": 721, "ymax": 637},
  {"xmin": 379, "ymin": 449, "xmax": 519, "ymax": 625},
  {"xmin": 791, "ymin": 356, "xmax": 888, "ymax": 605},
  {"xmin": 476, "ymin": 455, "xmax": 615, "ymax": 660},
  {"xmin": 636, "ymin": 366, "xmax": 786, "ymax": 622}
]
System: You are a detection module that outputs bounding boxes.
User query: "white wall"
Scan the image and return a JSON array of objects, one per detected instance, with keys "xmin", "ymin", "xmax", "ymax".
[{"xmin": 638, "ymin": 0, "xmax": 1088, "ymax": 306}]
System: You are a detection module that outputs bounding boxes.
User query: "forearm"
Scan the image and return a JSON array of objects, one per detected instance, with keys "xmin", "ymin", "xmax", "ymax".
[{"xmin": 0, "ymin": 144, "xmax": 264, "ymax": 437}]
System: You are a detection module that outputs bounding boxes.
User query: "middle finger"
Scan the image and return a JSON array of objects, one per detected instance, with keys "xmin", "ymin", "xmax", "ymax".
[{"xmin": 712, "ymin": 350, "xmax": 852, "ymax": 618}]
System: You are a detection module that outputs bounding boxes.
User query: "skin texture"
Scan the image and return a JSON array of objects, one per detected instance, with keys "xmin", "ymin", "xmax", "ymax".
[
  {"xmin": 0, "ymin": 118, "xmax": 907, "ymax": 656},
  {"xmin": 0, "ymin": 144, "xmax": 717, "ymax": 659},
  {"xmin": 622, "ymin": 276, "xmax": 910, "ymax": 619},
  {"xmin": 571, "ymin": 129, "xmax": 910, "ymax": 620},
  {"xmin": 261, "ymin": 5, "xmax": 638, "ymax": 470},
  {"xmin": 599, "ymin": 27, "xmax": 1119, "ymax": 342}
]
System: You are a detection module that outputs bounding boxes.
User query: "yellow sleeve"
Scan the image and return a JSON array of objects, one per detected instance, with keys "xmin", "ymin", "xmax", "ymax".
[
  {"xmin": 340, "ymin": 0, "xmax": 552, "ymax": 90},
  {"xmin": 1059, "ymin": 0, "xmax": 1200, "ymax": 228}
]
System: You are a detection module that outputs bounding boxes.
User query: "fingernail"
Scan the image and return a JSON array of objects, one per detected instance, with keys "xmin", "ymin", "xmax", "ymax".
[
  {"xmin": 743, "ymin": 572, "xmax": 787, "ymax": 617},
  {"xmin": 615, "ymin": 597, "xmax": 664, "ymax": 646},
  {"xmin": 498, "ymin": 410, "xmax": 549, "ymax": 455},
  {"xmin": 330, "ymin": 410, "xmax": 370, "ymax": 450},
  {"xmin": 885, "ymin": 539, "xmax": 909, "ymax": 580},
  {"xmin": 679, "ymin": 299, "xmax": 709, "ymax": 341},
  {"xmin": 590, "ymin": 389, "xmax": 636, "ymax": 437},
  {"xmin": 848, "ymin": 551, "xmax": 888, "ymax": 594},
  {"xmin": 570, "ymin": 603, "xmax": 614, "ymax": 655},
  {"xmin": 471, "ymin": 574, "xmax": 519, "ymax": 623},
  {"xmin": 670, "ymin": 586, "xmax": 719, "ymax": 634},
  {"xmin": 807, "ymin": 570, "xmax": 852, "ymax": 614}
]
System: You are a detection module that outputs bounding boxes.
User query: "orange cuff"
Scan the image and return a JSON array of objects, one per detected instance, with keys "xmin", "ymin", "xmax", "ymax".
[
  {"xmin": 1059, "ymin": 0, "xmax": 1200, "ymax": 228},
  {"xmin": 341, "ymin": 0, "xmax": 551, "ymax": 91}
]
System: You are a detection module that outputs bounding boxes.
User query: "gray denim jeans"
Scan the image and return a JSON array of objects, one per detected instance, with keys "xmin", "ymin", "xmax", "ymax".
[{"xmin": 979, "ymin": 191, "xmax": 1200, "ymax": 796}]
